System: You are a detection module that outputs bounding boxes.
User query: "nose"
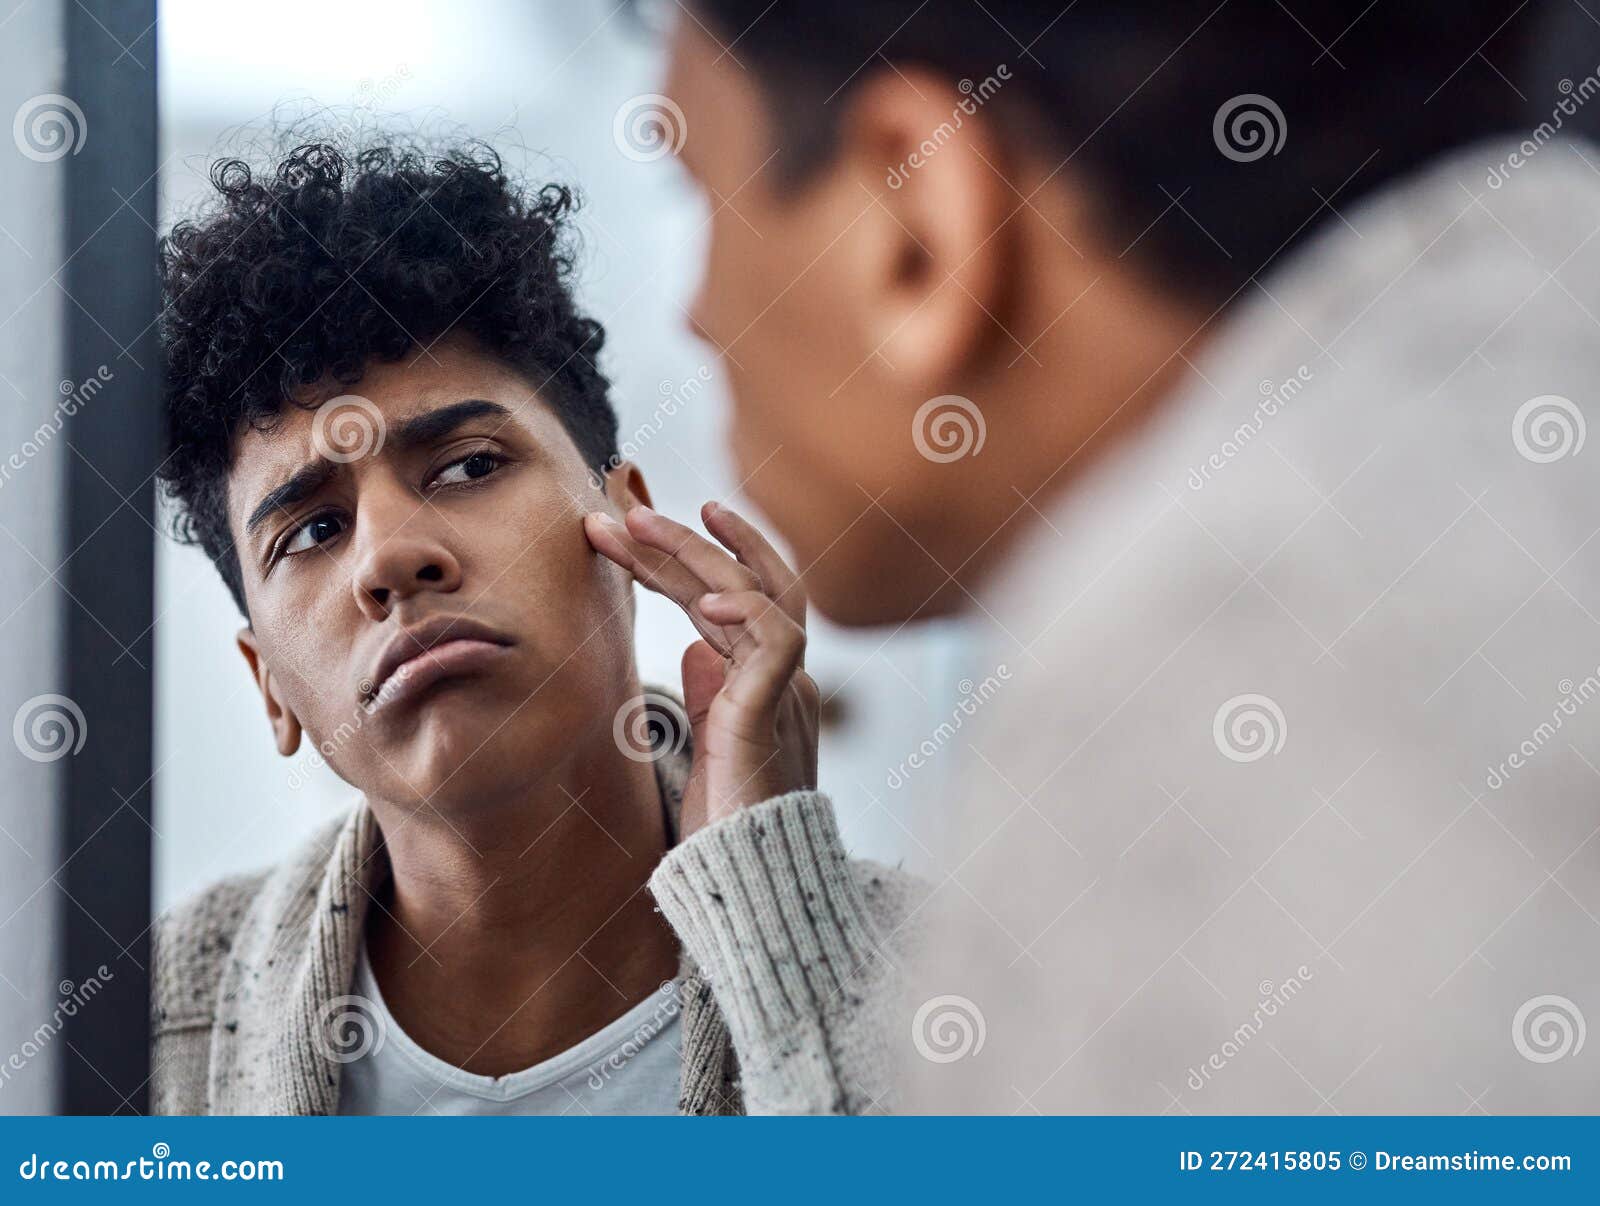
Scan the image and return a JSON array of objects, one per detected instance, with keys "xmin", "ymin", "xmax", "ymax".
[{"xmin": 351, "ymin": 500, "xmax": 462, "ymax": 621}]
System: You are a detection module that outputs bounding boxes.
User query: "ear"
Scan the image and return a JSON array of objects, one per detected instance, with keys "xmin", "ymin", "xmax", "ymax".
[
  {"xmin": 840, "ymin": 67, "xmax": 1018, "ymax": 390},
  {"xmin": 602, "ymin": 460, "xmax": 654, "ymax": 515},
  {"xmin": 236, "ymin": 628, "xmax": 303, "ymax": 757}
]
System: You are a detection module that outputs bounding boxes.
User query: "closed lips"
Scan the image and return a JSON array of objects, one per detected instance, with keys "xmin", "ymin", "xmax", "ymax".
[{"xmin": 366, "ymin": 616, "xmax": 513, "ymax": 706}]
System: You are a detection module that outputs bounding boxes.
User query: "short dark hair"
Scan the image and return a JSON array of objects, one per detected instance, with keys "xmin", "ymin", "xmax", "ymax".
[
  {"xmin": 689, "ymin": 1, "xmax": 1539, "ymax": 302},
  {"xmin": 158, "ymin": 140, "xmax": 618, "ymax": 615}
]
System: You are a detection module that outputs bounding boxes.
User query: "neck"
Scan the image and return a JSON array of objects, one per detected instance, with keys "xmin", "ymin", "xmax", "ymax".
[
  {"xmin": 953, "ymin": 239, "xmax": 1213, "ymax": 602},
  {"xmin": 362, "ymin": 716, "xmax": 678, "ymax": 1076}
]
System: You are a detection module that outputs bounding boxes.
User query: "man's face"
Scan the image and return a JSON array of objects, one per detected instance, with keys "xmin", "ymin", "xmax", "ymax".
[
  {"xmin": 664, "ymin": 20, "xmax": 979, "ymax": 625},
  {"xmin": 226, "ymin": 336, "xmax": 641, "ymax": 811}
]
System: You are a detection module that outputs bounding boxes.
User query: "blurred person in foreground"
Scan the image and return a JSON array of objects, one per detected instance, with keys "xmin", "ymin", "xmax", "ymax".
[
  {"xmin": 658, "ymin": 1, "xmax": 1600, "ymax": 1110},
  {"xmin": 151, "ymin": 141, "xmax": 919, "ymax": 1114}
]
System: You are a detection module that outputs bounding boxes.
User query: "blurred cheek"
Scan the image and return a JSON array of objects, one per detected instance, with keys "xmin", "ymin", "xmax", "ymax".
[
  {"xmin": 695, "ymin": 214, "xmax": 753, "ymax": 353},
  {"xmin": 701, "ymin": 216, "xmax": 910, "ymax": 567}
]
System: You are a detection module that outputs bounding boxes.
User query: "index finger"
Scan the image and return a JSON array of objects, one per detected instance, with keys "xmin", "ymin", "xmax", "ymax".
[
  {"xmin": 623, "ymin": 505, "xmax": 762, "ymax": 598},
  {"xmin": 701, "ymin": 502, "xmax": 806, "ymax": 632}
]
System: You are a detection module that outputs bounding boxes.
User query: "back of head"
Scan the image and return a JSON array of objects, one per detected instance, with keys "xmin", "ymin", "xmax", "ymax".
[{"xmin": 690, "ymin": 0, "xmax": 1540, "ymax": 303}]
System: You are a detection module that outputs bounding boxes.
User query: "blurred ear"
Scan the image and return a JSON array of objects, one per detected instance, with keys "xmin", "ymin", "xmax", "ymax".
[
  {"xmin": 603, "ymin": 461, "xmax": 654, "ymax": 514},
  {"xmin": 838, "ymin": 67, "xmax": 1018, "ymax": 390},
  {"xmin": 236, "ymin": 628, "xmax": 303, "ymax": 757}
]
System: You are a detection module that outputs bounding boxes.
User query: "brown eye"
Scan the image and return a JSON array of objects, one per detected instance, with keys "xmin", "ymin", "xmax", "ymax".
[
  {"xmin": 283, "ymin": 513, "xmax": 344, "ymax": 555},
  {"xmin": 462, "ymin": 451, "xmax": 497, "ymax": 479},
  {"xmin": 432, "ymin": 450, "xmax": 500, "ymax": 487}
]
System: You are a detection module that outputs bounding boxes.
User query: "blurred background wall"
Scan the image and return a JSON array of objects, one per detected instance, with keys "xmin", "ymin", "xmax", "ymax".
[
  {"xmin": 3, "ymin": 0, "xmax": 157, "ymax": 1113},
  {"xmin": 152, "ymin": 0, "xmax": 969, "ymax": 912},
  {"xmin": 0, "ymin": 0, "xmax": 66, "ymax": 1118}
]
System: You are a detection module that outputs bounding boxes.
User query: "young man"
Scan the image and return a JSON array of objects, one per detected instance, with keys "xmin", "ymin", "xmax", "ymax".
[
  {"xmin": 659, "ymin": 3, "xmax": 1600, "ymax": 1110},
  {"xmin": 151, "ymin": 142, "xmax": 919, "ymax": 1115}
]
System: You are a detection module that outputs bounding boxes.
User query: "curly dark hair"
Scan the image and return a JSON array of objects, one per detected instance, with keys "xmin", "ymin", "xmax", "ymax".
[{"xmin": 158, "ymin": 140, "xmax": 619, "ymax": 616}]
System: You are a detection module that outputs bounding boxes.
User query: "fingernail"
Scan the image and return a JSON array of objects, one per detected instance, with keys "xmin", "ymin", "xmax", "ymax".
[
  {"xmin": 703, "ymin": 500, "xmax": 720, "ymax": 516},
  {"xmin": 700, "ymin": 592, "xmax": 723, "ymax": 606}
]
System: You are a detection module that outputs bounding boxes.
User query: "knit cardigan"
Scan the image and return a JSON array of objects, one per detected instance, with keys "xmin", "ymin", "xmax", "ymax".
[{"xmin": 150, "ymin": 727, "xmax": 924, "ymax": 1115}]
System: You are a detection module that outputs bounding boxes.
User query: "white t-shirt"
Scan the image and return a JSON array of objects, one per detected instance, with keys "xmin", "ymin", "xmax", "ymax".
[{"xmin": 337, "ymin": 944, "xmax": 683, "ymax": 1116}]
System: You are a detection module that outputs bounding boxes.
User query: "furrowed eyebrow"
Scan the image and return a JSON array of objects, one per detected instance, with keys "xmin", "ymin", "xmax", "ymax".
[
  {"xmin": 246, "ymin": 459, "xmax": 338, "ymax": 537},
  {"xmin": 391, "ymin": 399, "xmax": 512, "ymax": 450},
  {"xmin": 244, "ymin": 399, "xmax": 515, "ymax": 538}
]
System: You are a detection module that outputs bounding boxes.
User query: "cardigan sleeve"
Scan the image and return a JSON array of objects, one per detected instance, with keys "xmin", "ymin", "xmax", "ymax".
[{"xmin": 648, "ymin": 790, "xmax": 923, "ymax": 1114}]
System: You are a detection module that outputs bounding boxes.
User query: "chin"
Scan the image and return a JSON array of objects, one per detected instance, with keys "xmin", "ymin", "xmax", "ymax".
[
  {"xmin": 795, "ymin": 537, "xmax": 963, "ymax": 628},
  {"xmin": 386, "ymin": 685, "xmax": 593, "ymax": 808},
  {"xmin": 813, "ymin": 579, "xmax": 963, "ymax": 628}
]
